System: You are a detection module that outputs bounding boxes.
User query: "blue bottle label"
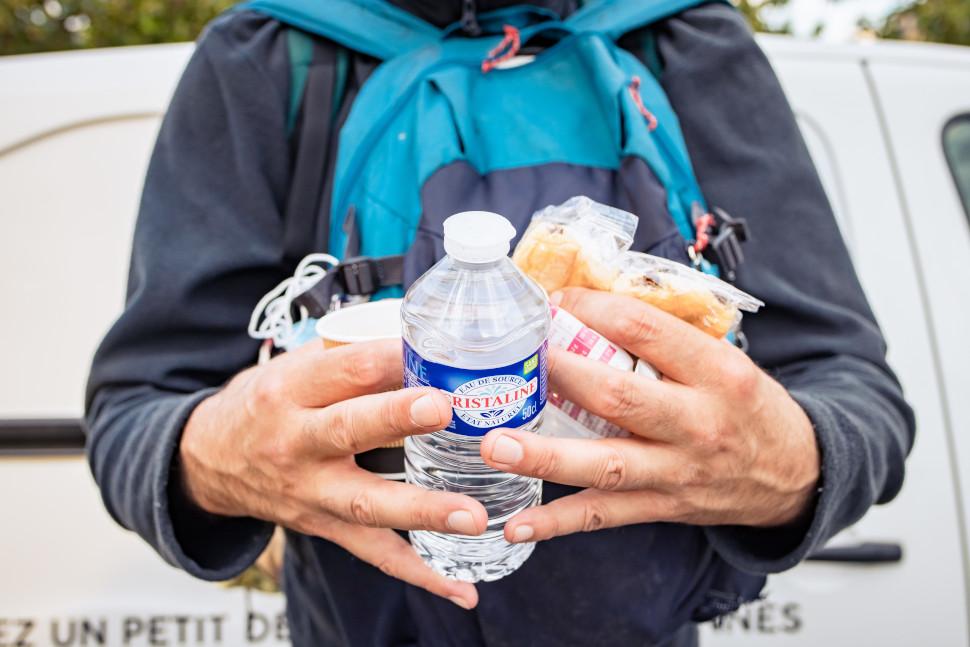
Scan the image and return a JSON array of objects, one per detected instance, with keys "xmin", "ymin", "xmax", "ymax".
[{"xmin": 403, "ymin": 341, "xmax": 548, "ymax": 437}]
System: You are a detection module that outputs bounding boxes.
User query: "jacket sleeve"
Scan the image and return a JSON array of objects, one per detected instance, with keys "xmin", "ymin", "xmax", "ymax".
[
  {"xmin": 84, "ymin": 12, "xmax": 295, "ymax": 580},
  {"xmin": 654, "ymin": 4, "xmax": 915, "ymax": 573}
]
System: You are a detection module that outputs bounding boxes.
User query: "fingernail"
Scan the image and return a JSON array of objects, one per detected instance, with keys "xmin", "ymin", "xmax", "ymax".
[
  {"xmin": 447, "ymin": 510, "xmax": 479, "ymax": 535},
  {"xmin": 511, "ymin": 525, "xmax": 534, "ymax": 543},
  {"xmin": 411, "ymin": 394, "xmax": 446, "ymax": 427},
  {"xmin": 549, "ymin": 291, "xmax": 563, "ymax": 306},
  {"xmin": 491, "ymin": 434, "xmax": 523, "ymax": 465},
  {"xmin": 449, "ymin": 596, "xmax": 472, "ymax": 610}
]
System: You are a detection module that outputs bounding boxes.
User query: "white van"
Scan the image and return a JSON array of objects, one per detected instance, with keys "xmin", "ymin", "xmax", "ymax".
[{"xmin": 1, "ymin": 34, "xmax": 968, "ymax": 646}]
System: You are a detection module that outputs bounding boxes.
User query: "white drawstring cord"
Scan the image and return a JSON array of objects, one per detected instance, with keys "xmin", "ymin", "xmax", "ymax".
[{"xmin": 248, "ymin": 253, "xmax": 339, "ymax": 350}]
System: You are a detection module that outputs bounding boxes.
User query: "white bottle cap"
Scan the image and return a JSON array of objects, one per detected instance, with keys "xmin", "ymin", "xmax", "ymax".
[{"xmin": 443, "ymin": 211, "xmax": 517, "ymax": 263}]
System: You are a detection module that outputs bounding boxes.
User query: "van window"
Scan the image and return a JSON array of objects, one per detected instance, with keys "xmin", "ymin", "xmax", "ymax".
[{"xmin": 943, "ymin": 114, "xmax": 970, "ymax": 226}]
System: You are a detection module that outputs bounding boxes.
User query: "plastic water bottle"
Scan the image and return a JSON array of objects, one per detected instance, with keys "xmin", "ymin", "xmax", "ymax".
[{"xmin": 402, "ymin": 211, "xmax": 551, "ymax": 583}]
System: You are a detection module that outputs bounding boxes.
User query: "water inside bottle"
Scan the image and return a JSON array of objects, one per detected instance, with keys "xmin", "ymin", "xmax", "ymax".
[{"xmin": 402, "ymin": 212, "xmax": 550, "ymax": 582}]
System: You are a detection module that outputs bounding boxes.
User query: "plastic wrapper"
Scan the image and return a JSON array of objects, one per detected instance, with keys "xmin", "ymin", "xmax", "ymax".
[
  {"xmin": 516, "ymin": 196, "xmax": 763, "ymax": 439},
  {"xmin": 514, "ymin": 196, "xmax": 763, "ymax": 339},
  {"xmin": 512, "ymin": 196, "xmax": 637, "ymax": 294},
  {"xmin": 612, "ymin": 252, "xmax": 763, "ymax": 338},
  {"xmin": 543, "ymin": 306, "xmax": 632, "ymax": 440},
  {"xmin": 548, "ymin": 305, "xmax": 634, "ymax": 370}
]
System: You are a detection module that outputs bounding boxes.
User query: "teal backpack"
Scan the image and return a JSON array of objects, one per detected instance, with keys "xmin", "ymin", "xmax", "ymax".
[{"xmin": 240, "ymin": 0, "xmax": 749, "ymax": 313}]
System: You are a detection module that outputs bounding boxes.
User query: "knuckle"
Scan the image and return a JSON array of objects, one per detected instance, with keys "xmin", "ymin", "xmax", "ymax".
[
  {"xmin": 406, "ymin": 497, "xmax": 437, "ymax": 530},
  {"xmin": 384, "ymin": 395, "xmax": 414, "ymax": 434},
  {"xmin": 529, "ymin": 447, "xmax": 561, "ymax": 481},
  {"xmin": 345, "ymin": 350, "xmax": 388, "ymax": 390},
  {"xmin": 592, "ymin": 449, "xmax": 627, "ymax": 491},
  {"xmin": 678, "ymin": 461, "xmax": 711, "ymax": 488},
  {"xmin": 619, "ymin": 307, "xmax": 661, "ymax": 347},
  {"xmin": 375, "ymin": 558, "xmax": 397, "ymax": 578},
  {"xmin": 264, "ymin": 432, "xmax": 300, "ymax": 469},
  {"xmin": 284, "ymin": 509, "xmax": 317, "ymax": 534},
  {"xmin": 581, "ymin": 499, "xmax": 610, "ymax": 532},
  {"xmin": 695, "ymin": 423, "xmax": 727, "ymax": 452},
  {"xmin": 547, "ymin": 512, "xmax": 562, "ymax": 539},
  {"xmin": 661, "ymin": 494, "xmax": 693, "ymax": 522},
  {"xmin": 274, "ymin": 505, "xmax": 298, "ymax": 527},
  {"xmin": 694, "ymin": 411, "xmax": 745, "ymax": 456},
  {"xmin": 249, "ymin": 371, "xmax": 287, "ymax": 412},
  {"xmin": 722, "ymin": 356, "xmax": 759, "ymax": 396},
  {"xmin": 298, "ymin": 415, "xmax": 322, "ymax": 452},
  {"xmin": 326, "ymin": 407, "xmax": 365, "ymax": 455},
  {"xmin": 315, "ymin": 490, "xmax": 341, "ymax": 518},
  {"xmin": 654, "ymin": 398, "xmax": 682, "ymax": 435},
  {"xmin": 306, "ymin": 514, "xmax": 341, "ymax": 540},
  {"xmin": 349, "ymin": 490, "xmax": 379, "ymax": 527},
  {"xmin": 601, "ymin": 372, "xmax": 639, "ymax": 419}
]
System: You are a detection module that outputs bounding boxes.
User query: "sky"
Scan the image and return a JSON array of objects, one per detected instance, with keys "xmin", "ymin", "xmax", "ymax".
[{"xmin": 763, "ymin": 0, "xmax": 908, "ymax": 41}]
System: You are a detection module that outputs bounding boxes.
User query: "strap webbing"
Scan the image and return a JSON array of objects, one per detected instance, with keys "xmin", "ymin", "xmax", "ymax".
[
  {"xmin": 293, "ymin": 255, "xmax": 405, "ymax": 317},
  {"xmin": 285, "ymin": 29, "xmax": 314, "ymax": 134},
  {"xmin": 283, "ymin": 34, "xmax": 357, "ymax": 267},
  {"xmin": 568, "ymin": 0, "xmax": 725, "ymax": 38},
  {"xmin": 639, "ymin": 29, "xmax": 664, "ymax": 80},
  {"xmin": 283, "ymin": 39, "xmax": 336, "ymax": 267},
  {"xmin": 239, "ymin": 0, "xmax": 441, "ymax": 60}
]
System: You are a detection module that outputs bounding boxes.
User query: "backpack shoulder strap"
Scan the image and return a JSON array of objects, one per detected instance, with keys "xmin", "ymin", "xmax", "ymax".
[
  {"xmin": 283, "ymin": 34, "xmax": 348, "ymax": 266},
  {"xmin": 567, "ymin": 0, "xmax": 728, "ymax": 39},
  {"xmin": 240, "ymin": 0, "xmax": 440, "ymax": 61},
  {"xmin": 638, "ymin": 28, "xmax": 664, "ymax": 80},
  {"xmin": 285, "ymin": 28, "xmax": 314, "ymax": 135}
]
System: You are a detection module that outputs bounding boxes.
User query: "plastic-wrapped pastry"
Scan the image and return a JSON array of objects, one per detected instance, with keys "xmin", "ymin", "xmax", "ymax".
[
  {"xmin": 511, "ymin": 222, "xmax": 584, "ymax": 293},
  {"xmin": 514, "ymin": 196, "xmax": 764, "ymax": 441},
  {"xmin": 513, "ymin": 196, "xmax": 636, "ymax": 294},
  {"xmin": 611, "ymin": 253, "xmax": 762, "ymax": 338},
  {"xmin": 514, "ymin": 196, "xmax": 763, "ymax": 339}
]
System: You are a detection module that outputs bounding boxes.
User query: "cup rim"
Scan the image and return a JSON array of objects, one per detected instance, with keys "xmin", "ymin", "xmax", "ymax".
[{"xmin": 315, "ymin": 298, "xmax": 402, "ymax": 344}]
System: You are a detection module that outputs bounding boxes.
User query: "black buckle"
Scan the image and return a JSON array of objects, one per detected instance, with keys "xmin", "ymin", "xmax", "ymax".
[
  {"xmin": 293, "ymin": 271, "xmax": 339, "ymax": 318},
  {"xmin": 706, "ymin": 207, "xmax": 749, "ymax": 282},
  {"xmin": 338, "ymin": 256, "xmax": 379, "ymax": 295}
]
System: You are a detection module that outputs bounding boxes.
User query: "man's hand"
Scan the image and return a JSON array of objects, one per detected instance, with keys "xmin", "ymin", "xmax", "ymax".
[
  {"xmin": 480, "ymin": 288, "xmax": 820, "ymax": 544},
  {"xmin": 180, "ymin": 339, "xmax": 485, "ymax": 609}
]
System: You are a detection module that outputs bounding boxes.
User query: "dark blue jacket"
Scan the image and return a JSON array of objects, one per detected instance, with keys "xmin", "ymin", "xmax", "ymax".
[{"xmin": 84, "ymin": 2, "xmax": 914, "ymax": 645}]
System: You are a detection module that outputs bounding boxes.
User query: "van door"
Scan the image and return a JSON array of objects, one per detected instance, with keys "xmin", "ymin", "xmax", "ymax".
[
  {"xmin": 866, "ymin": 45, "xmax": 970, "ymax": 627},
  {"xmin": 702, "ymin": 39, "xmax": 969, "ymax": 646}
]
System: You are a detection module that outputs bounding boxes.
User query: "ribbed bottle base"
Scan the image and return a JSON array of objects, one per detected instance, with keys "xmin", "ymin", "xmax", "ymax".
[
  {"xmin": 405, "ymin": 429, "xmax": 542, "ymax": 583},
  {"xmin": 409, "ymin": 528, "xmax": 537, "ymax": 583}
]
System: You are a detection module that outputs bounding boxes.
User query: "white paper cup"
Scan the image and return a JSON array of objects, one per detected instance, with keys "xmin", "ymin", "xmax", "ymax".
[{"xmin": 315, "ymin": 299, "xmax": 403, "ymax": 349}]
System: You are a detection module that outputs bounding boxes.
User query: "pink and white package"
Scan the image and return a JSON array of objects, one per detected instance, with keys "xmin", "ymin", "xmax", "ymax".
[
  {"xmin": 543, "ymin": 307, "xmax": 657, "ymax": 440},
  {"xmin": 548, "ymin": 306, "xmax": 634, "ymax": 371}
]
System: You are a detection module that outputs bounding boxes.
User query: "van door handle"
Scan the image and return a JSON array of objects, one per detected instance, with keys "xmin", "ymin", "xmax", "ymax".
[{"xmin": 806, "ymin": 541, "xmax": 903, "ymax": 564}]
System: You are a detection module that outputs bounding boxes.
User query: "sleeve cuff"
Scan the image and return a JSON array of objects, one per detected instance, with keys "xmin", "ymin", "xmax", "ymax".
[
  {"xmin": 704, "ymin": 390, "xmax": 840, "ymax": 574},
  {"xmin": 155, "ymin": 388, "xmax": 275, "ymax": 581}
]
